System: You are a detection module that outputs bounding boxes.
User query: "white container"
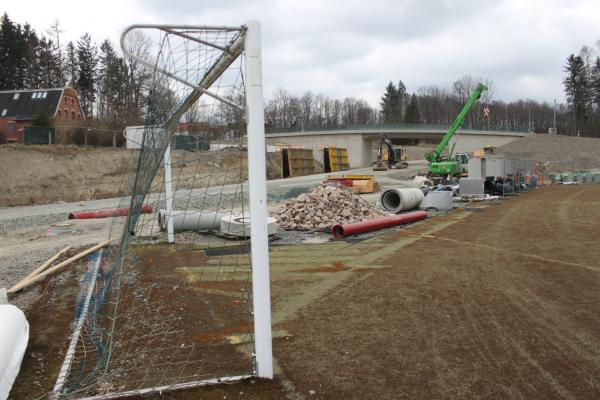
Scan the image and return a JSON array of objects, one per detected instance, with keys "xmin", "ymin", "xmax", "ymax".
[
  {"xmin": 419, "ymin": 191, "xmax": 453, "ymax": 211},
  {"xmin": 0, "ymin": 305, "xmax": 29, "ymax": 399}
]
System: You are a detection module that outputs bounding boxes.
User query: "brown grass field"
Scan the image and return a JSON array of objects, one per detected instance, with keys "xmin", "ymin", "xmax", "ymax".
[{"xmin": 10, "ymin": 184, "xmax": 600, "ymax": 399}]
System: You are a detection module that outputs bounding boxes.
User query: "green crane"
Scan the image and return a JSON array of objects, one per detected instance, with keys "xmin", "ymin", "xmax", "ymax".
[{"xmin": 425, "ymin": 83, "xmax": 488, "ymax": 176}]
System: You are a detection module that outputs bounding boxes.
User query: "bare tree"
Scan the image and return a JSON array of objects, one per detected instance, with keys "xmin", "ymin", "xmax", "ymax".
[
  {"xmin": 46, "ymin": 19, "xmax": 65, "ymax": 86},
  {"xmin": 123, "ymin": 30, "xmax": 152, "ymax": 124}
]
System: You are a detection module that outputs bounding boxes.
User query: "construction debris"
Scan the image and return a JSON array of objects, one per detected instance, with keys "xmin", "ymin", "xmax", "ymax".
[
  {"xmin": 323, "ymin": 174, "xmax": 378, "ymax": 193},
  {"xmin": 273, "ymin": 185, "xmax": 387, "ymax": 231}
]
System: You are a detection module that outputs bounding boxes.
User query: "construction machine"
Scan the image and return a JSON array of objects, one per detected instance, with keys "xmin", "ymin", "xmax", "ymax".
[
  {"xmin": 473, "ymin": 145, "xmax": 496, "ymax": 158},
  {"xmin": 372, "ymin": 133, "xmax": 409, "ymax": 171},
  {"xmin": 425, "ymin": 83, "xmax": 488, "ymax": 176}
]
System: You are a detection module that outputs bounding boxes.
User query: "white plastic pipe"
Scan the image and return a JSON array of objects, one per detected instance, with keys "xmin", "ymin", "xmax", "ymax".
[{"xmin": 380, "ymin": 188, "xmax": 425, "ymax": 213}]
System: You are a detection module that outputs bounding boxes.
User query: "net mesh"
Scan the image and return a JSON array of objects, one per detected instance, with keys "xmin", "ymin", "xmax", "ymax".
[{"xmin": 50, "ymin": 25, "xmax": 257, "ymax": 399}]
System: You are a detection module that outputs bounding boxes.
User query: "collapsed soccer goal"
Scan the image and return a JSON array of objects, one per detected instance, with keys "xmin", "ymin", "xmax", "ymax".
[{"xmin": 50, "ymin": 21, "xmax": 272, "ymax": 399}]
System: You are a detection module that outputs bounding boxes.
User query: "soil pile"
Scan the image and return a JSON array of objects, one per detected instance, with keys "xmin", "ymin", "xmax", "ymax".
[
  {"xmin": 496, "ymin": 134, "xmax": 600, "ymax": 171},
  {"xmin": 0, "ymin": 145, "xmax": 281, "ymax": 206},
  {"xmin": 273, "ymin": 185, "xmax": 387, "ymax": 231}
]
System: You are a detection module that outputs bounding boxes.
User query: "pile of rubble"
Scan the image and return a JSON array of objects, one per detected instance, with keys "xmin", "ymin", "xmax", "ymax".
[{"xmin": 273, "ymin": 185, "xmax": 388, "ymax": 231}]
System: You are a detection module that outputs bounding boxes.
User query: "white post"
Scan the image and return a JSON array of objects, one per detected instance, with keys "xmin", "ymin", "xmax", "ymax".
[
  {"xmin": 164, "ymin": 143, "xmax": 175, "ymax": 243},
  {"xmin": 244, "ymin": 20, "xmax": 273, "ymax": 379}
]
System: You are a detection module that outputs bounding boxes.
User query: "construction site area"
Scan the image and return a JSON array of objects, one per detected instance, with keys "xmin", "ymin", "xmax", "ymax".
[{"xmin": 1, "ymin": 21, "xmax": 600, "ymax": 400}]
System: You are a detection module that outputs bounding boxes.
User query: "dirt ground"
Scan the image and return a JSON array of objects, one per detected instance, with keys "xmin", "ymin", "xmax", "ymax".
[
  {"xmin": 9, "ymin": 183, "xmax": 600, "ymax": 399},
  {"xmin": 274, "ymin": 184, "xmax": 600, "ymax": 399},
  {"xmin": 0, "ymin": 145, "xmax": 282, "ymax": 207},
  {"xmin": 497, "ymin": 134, "xmax": 600, "ymax": 171}
]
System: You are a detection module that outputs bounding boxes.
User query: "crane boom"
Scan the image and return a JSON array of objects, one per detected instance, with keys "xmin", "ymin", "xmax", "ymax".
[{"xmin": 425, "ymin": 83, "xmax": 488, "ymax": 164}]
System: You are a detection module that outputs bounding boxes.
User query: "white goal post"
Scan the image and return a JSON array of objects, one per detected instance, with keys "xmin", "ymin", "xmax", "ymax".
[
  {"xmin": 50, "ymin": 21, "xmax": 273, "ymax": 400},
  {"xmin": 134, "ymin": 19, "xmax": 273, "ymax": 380}
]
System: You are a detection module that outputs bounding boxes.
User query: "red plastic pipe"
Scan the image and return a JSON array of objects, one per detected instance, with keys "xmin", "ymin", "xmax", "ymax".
[
  {"xmin": 68, "ymin": 205, "xmax": 153, "ymax": 220},
  {"xmin": 332, "ymin": 211, "xmax": 427, "ymax": 239}
]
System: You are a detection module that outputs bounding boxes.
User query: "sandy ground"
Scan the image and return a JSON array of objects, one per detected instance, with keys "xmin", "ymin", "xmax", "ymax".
[
  {"xmin": 497, "ymin": 134, "xmax": 600, "ymax": 171},
  {"xmin": 0, "ymin": 144, "xmax": 434, "ymax": 207},
  {"xmin": 8, "ymin": 184, "xmax": 600, "ymax": 399},
  {"xmin": 0, "ymin": 145, "xmax": 282, "ymax": 207}
]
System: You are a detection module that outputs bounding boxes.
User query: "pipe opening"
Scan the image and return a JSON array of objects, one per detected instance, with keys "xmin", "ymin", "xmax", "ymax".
[
  {"xmin": 381, "ymin": 190, "xmax": 401, "ymax": 211},
  {"xmin": 332, "ymin": 225, "xmax": 345, "ymax": 239}
]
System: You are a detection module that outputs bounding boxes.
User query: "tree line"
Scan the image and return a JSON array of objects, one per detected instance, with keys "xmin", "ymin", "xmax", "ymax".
[
  {"xmin": 266, "ymin": 76, "xmax": 572, "ymax": 136},
  {"xmin": 0, "ymin": 13, "xmax": 148, "ymax": 129},
  {"xmin": 1, "ymin": 11, "xmax": 598, "ymax": 139}
]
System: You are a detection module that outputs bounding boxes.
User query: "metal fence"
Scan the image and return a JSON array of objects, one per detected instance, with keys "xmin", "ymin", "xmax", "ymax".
[
  {"xmin": 478, "ymin": 156, "xmax": 600, "ymax": 197},
  {"xmin": 266, "ymin": 123, "xmax": 530, "ymax": 134},
  {"xmin": 23, "ymin": 126, "xmax": 56, "ymax": 145}
]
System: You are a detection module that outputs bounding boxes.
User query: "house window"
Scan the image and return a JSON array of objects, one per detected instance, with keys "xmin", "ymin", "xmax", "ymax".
[
  {"xmin": 72, "ymin": 111, "xmax": 75, "ymax": 119},
  {"xmin": 58, "ymin": 110, "xmax": 61, "ymax": 118},
  {"xmin": 65, "ymin": 109, "xmax": 69, "ymax": 119},
  {"xmin": 71, "ymin": 98, "xmax": 74, "ymax": 105},
  {"xmin": 8, "ymin": 124, "xmax": 16, "ymax": 132},
  {"xmin": 1, "ymin": 109, "xmax": 7, "ymax": 116},
  {"xmin": 42, "ymin": 92, "xmax": 47, "ymax": 98},
  {"xmin": 13, "ymin": 93, "xmax": 19, "ymax": 100}
]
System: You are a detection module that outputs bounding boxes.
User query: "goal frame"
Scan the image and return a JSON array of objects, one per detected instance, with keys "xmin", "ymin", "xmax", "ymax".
[{"xmin": 51, "ymin": 20, "xmax": 272, "ymax": 400}]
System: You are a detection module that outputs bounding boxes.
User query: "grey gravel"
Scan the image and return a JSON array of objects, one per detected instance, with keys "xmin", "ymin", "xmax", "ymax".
[{"xmin": 0, "ymin": 213, "xmax": 68, "ymax": 236}]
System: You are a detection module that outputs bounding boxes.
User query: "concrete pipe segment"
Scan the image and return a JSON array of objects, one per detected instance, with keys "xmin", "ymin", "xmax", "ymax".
[
  {"xmin": 220, "ymin": 214, "xmax": 277, "ymax": 237},
  {"xmin": 380, "ymin": 188, "xmax": 425, "ymax": 213},
  {"xmin": 158, "ymin": 210, "xmax": 228, "ymax": 232}
]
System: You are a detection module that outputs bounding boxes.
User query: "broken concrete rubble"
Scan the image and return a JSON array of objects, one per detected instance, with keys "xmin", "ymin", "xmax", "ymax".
[{"xmin": 273, "ymin": 185, "xmax": 388, "ymax": 231}]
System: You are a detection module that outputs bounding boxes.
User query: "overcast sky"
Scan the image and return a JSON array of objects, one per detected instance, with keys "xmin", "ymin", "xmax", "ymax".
[{"xmin": 3, "ymin": 0, "xmax": 600, "ymax": 106}]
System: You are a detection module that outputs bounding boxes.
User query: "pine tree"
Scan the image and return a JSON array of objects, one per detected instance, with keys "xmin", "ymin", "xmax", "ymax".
[
  {"xmin": 380, "ymin": 81, "xmax": 398, "ymax": 124},
  {"xmin": 591, "ymin": 57, "xmax": 600, "ymax": 117},
  {"xmin": 563, "ymin": 54, "xmax": 590, "ymax": 135},
  {"xmin": 98, "ymin": 39, "xmax": 128, "ymax": 122},
  {"xmin": 76, "ymin": 33, "xmax": 98, "ymax": 117},
  {"xmin": 404, "ymin": 93, "xmax": 420, "ymax": 123},
  {"xmin": 0, "ymin": 13, "xmax": 23, "ymax": 89},
  {"xmin": 20, "ymin": 24, "xmax": 39, "ymax": 88},
  {"xmin": 37, "ymin": 37, "xmax": 62, "ymax": 88},
  {"xmin": 65, "ymin": 41, "xmax": 78, "ymax": 86},
  {"xmin": 396, "ymin": 80, "xmax": 407, "ymax": 121}
]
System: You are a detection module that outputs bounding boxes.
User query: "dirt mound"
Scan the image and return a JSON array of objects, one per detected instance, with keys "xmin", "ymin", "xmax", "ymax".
[
  {"xmin": 273, "ymin": 185, "xmax": 387, "ymax": 231},
  {"xmin": 496, "ymin": 134, "xmax": 600, "ymax": 171},
  {"xmin": 0, "ymin": 145, "xmax": 281, "ymax": 207}
]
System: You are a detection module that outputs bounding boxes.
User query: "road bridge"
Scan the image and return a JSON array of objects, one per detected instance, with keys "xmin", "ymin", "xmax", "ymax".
[{"xmin": 265, "ymin": 125, "xmax": 530, "ymax": 168}]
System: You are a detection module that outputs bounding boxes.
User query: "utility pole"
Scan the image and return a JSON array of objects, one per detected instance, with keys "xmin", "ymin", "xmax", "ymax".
[
  {"xmin": 528, "ymin": 107, "xmax": 531, "ymax": 132},
  {"xmin": 553, "ymin": 99, "xmax": 556, "ymax": 129}
]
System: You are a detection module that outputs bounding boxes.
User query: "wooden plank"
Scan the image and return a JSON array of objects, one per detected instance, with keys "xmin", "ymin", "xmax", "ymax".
[
  {"xmin": 8, "ymin": 241, "xmax": 111, "ymax": 294},
  {"xmin": 20, "ymin": 245, "xmax": 72, "ymax": 283}
]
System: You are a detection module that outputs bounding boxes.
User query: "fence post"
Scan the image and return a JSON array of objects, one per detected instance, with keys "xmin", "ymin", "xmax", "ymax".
[
  {"xmin": 113, "ymin": 131, "xmax": 117, "ymax": 148},
  {"xmin": 48, "ymin": 130, "xmax": 52, "ymax": 145}
]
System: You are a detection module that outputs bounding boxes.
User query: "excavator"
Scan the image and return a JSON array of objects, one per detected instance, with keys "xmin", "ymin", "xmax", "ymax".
[
  {"xmin": 425, "ymin": 83, "xmax": 488, "ymax": 176},
  {"xmin": 372, "ymin": 133, "xmax": 409, "ymax": 171}
]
